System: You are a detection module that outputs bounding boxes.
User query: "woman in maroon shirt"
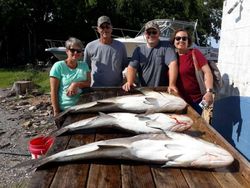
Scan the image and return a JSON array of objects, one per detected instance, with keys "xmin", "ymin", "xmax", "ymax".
[{"xmin": 171, "ymin": 29, "xmax": 214, "ymax": 114}]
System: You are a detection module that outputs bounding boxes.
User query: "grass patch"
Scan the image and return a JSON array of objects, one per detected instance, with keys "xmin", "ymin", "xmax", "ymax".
[{"xmin": 0, "ymin": 68, "xmax": 50, "ymax": 93}]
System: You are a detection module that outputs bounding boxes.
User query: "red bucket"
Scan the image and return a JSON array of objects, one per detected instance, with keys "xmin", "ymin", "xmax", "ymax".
[{"xmin": 28, "ymin": 136, "xmax": 54, "ymax": 159}]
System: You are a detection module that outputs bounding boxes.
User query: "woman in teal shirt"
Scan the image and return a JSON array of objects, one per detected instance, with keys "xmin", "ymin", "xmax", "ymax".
[{"xmin": 50, "ymin": 37, "xmax": 90, "ymax": 117}]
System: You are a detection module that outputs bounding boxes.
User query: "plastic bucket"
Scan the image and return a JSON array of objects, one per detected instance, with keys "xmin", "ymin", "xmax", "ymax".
[{"xmin": 28, "ymin": 136, "xmax": 54, "ymax": 159}]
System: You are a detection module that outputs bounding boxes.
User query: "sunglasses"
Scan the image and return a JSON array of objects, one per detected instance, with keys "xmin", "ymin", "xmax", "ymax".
[
  {"xmin": 69, "ymin": 48, "xmax": 82, "ymax": 54},
  {"xmin": 146, "ymin": 30, "xmax": 158, "ymax": 36},
  {"xmin": 100, "ymin": 24, "xmax": 111, "ymax": 29},
  {"xmin": 175, "ymin": 36, "xmax": 188, "ymax": 41}
]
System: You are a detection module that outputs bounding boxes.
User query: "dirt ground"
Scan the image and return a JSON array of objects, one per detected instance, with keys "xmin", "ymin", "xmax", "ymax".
[{"xmin": 0, "ymin": 88, "xmax": 56, "ymax": 187}]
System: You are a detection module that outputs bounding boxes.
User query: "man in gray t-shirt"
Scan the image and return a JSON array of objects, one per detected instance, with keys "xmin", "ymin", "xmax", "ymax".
[
  {"xmin": 84, "ymin": 16, "xmax": 128, "ymax": 87},
  {"xmin": 123, "ymin": 21, "xmax": 178, "ymax": 93}
]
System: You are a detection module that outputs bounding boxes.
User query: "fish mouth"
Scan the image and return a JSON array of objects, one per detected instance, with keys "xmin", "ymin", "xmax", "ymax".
[{"xmin": 191, "ymin": 152, "xmax": 234, "ymax": 168}]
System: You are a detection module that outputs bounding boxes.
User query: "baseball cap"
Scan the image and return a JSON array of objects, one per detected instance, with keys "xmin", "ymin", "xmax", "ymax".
[
  {"xmin": 144, "ymin": 21, "xmax": 160, "ymax": 32},
  {"xmin": 97, "ymin": 16, "xmax": 112, "ymax": 27}
]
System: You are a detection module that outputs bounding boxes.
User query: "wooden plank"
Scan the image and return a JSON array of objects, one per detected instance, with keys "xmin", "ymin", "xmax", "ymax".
[
  {"xmin": 182, "ymin": 169, "xmax": 221, "ymax": 188},
  {"xmin": 87, "ymin": 163, "xmax": 121, "ymax": 188},
  {"xmin": 50, "ymin": 134, "xmax": 95, "ymax": 188},
  {"xmin": 212, "ymin": 171, "xmax": 250, "ymax": 188},
  {"xmin": 121, "ymin": 165, "xmax": 154, "ymax": 188},
  {"xmin": 86, "ymin": 133, "xmax": 122, "ymax": 188},
  {"xmin": 151, "ymin": 168, "xmax": 189, "ymax": 188}
]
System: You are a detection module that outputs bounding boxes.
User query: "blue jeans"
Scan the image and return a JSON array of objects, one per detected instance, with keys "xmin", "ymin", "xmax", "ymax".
[{"xmin": 191, "ymin": 101, "xmax": 203, "ymax": 115}]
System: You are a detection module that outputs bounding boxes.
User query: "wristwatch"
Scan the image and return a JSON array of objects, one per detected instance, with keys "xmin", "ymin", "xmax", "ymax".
[{"xmin": 206, "ymin": 88, "xmax": 213, "ymax": 93}]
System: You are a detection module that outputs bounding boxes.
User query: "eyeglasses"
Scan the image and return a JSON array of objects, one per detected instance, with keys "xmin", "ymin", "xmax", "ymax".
[
  {"xmin": 69, "ymin": 48, "xmax": 82, "ymax": 54},
  {"xmin": 175, "ymin": 36, "xmax": 188, "ymax": 41},
  {"xmin": 100, "ymin": 24, "xmax": 111, "ymax": 29},
  {"xmin": 146, "ymin": 30, "xmax": 158, "ymax": 36}
]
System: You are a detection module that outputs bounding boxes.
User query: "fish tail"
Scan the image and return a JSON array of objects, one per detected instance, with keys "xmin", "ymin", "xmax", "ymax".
[
  {"xmin": 10, "ymin": 157, "xmax": 52, "ymax": 172},
  {"xmin": 54, "ymin": 108, "xmax": 71, "ymax": 121},
  {"xmin": 50, "ymin": 127, "xmax": 69, "ymax": 137}
]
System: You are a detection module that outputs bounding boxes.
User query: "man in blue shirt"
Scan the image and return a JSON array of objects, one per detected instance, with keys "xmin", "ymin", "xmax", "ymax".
[
  {"xmin": 122, "ymin": 21, "xmax": 178, "ymax": 93},
  {"xmin": 84, "ymin": 16, "xmax": 128, "ymax": 87}
]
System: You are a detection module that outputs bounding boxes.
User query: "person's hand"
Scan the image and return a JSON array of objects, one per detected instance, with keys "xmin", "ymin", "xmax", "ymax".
[
  {"xmin": 168, "ymin": 85, "xmax": 178, "ymax": 94},
  {"xmin": 122, "ymin": 82, "xmax": 137, "ymax": 92},
  {"xmin": 66, "ymin": 83, "xmax": 78, "ymax": 96},
  {"xmin": 203, "ymin": 92, "xmax": 214, "ymax": 106}
]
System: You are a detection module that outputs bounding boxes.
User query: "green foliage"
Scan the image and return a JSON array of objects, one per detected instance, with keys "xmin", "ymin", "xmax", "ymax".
[
  {"xmin": 0, "ymin": 69, "xmax": 50, "ymax": 93},
  {"xmin": 0, "ymin": 0, "xmax": 224, "ymax": 66}
]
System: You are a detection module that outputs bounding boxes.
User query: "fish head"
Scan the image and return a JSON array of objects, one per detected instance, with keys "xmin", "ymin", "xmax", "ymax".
[
  {"xmin": 162, "ymin": 132, "xmax": 234, "ymax": 168},
  {"xmin": 190, "ymin": 142, "xmax": 234, "ymax": 168},
  {"xmin": 144, "ymin": 114, "xmax": 193, "ymax": 132},
  {"xmin": 168, "ymin": 114, "xmax": 193, "ymax": 127},
  {"xmin": 152, "ymin": 93, "xmax": 187, "ymax": 112}
]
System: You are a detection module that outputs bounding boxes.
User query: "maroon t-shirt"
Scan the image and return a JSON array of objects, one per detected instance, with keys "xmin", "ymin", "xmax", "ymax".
[{"xmin": 176, "ymin": 48, "xmax": 208, "ymax": 104}]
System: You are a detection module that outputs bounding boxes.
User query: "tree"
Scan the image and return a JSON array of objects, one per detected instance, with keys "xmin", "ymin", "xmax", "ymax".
[{"xmin": 0, "ymin": 0, "xmax": 223, "ymax": 66}]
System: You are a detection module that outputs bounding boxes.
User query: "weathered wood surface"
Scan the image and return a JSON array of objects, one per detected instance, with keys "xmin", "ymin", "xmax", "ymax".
[{"xmin": 28, "ymin": 88, "xmax": 250, "ymax": 188}]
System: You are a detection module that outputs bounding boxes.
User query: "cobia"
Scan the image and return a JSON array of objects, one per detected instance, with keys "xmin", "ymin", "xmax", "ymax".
[
  {"xmin": 15, "ymin": 131, "xmax": 234, "ymax": 171},
  {"xmin": 55, "ymin": 90, "xmax": 187, "ymax": 120},
  {"xmin": 52, "ymin": 112, "xmax": 193, "ymax": 136}
]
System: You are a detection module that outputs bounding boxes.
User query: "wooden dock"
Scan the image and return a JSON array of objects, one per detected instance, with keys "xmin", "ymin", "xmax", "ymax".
[{"xmin": 28, "ymin": 88, "xmax": 250, "ymax": 188}]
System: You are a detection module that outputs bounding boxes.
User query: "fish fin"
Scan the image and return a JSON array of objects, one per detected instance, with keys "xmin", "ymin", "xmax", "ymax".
[
  {"xmin": 161, "ymin": 161, "xmax": 181, "ymax": 168},
  {"xmin": 144, "ymin": 97, "xmax": 158, "ymax": 105},
  {"xmin": 145, "ymin": 121, "xmax": 164, "ymax": 130},
  {"xmin": 166, "ymin": 154, "xmax": 183, "ymax": 161},
  {"xmin": 97, "ymin": 144, "xmax": 127, "ymax": 149},
  {"xmin": 98, "ymin": 112, "xmax": 115, "ymax": 119},
  {"xmin": 144, "ymin": 109, "xmax": 157, "ymax": 115},
  {"xmin": 54, "ymin": 108, "xmax": 71, "ymax": 120},
  {"xmin": 10, "ymin": 157, "xmax": 52, "ymax": 172},
  {"xmin": 135, "ymin": 114, "xmax": 151, "ymax": 121},
  {"xmin": 50, "ymin": 127, "xmax": 70, "ymax": 137},
  {"xmin": 135, "ymin": 88, "xmax": 152, "ymax": 95},
  {"xmin": 97, "ymin": 101, "xmax": 115, "ymax": 105},
  {"xmin": 145, "ymin": 123, "xmax": 170, "ymax": 135}
]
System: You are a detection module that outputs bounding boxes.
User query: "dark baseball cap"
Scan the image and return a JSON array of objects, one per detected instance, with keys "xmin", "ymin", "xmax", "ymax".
[
  {"xmin": 144, "ymin": 21, "xmax": 160, "ymax": 32},
  {"xmin": 97, "ymin": 16, "xmax": 111, "ymax": 27}
]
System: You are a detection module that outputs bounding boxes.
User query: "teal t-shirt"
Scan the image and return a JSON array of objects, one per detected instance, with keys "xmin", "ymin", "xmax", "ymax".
[{"xmin": 50, "ymin": 60, "xmax": 90, "ymax": 111}]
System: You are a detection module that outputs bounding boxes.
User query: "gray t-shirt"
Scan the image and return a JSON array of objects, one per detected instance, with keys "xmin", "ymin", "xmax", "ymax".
[
  {"xmin": 129, "ymin": 41, "xmax": 176, "ymax": 87},
  {"xmin": 84, "ymin": 39, "xmax": 128, "ymax": 87}
]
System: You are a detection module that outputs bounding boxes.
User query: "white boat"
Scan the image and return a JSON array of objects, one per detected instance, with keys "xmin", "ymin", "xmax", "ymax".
[
  {"xmin": 45, "ymin": 19, "xmax": 218, "ymax": 62},
  {"xmin": 45, "ymin": 39, "xmax": 67, "ymax": 60}
]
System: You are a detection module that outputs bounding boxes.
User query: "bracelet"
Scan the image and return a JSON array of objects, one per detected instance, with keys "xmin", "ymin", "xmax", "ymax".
[{"xmin": 206, "ymin": 88, "xmax": 213, "ymax": 93}]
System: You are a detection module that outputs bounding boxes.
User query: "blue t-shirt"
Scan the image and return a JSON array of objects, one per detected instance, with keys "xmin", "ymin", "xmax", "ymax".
[
  {"xmin": 129, "ymin": 41, "xmax": 176, "ymax": 86},
  {"xmin": 50, "ymin": 60, "xmax": 90, "ymax": 110},
  {"xmin": 84, "ymin": 39, "xmax": 128, "ymax": 87}
]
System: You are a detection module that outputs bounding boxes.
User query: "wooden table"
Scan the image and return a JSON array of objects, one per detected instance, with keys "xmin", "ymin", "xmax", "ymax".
[{"xmin": 28, "ymin": 88, "xmax": 250, "ymax": 188}]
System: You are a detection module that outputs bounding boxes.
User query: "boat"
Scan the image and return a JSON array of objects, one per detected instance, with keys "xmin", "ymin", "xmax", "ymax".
[
  {"xmin": 45, "ymin": 39, "xmax": 67, "ymax": 60},
  {"xmin": 45, "ymin": 19, "xmax": 218, "ymax": 62}
]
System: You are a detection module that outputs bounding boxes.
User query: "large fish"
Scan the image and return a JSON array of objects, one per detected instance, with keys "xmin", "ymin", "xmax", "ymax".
[
  {"xmin": 55, "ymin": 89, "xmax": 187, "ymax": 120},
  {"xmin": 52, "ymin": 113, "xmax": 193, "ymax": 136},
  {"xmin": 15, "ymin": 132, "xmax": 234, "ymax": 170}
]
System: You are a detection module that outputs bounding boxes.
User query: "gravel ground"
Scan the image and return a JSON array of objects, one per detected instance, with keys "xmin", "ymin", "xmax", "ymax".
[{"xmin": 0, "ymin": 89, "xmax": 56, "ymax": 187}]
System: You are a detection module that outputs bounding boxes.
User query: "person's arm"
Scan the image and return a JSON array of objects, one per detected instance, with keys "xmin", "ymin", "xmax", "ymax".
[
  {"xmin": 122, "ymin": 65, "xmax": 137, "ymax": 91},
  {"xmin": 50, "ymin": 77, "xmax": 60, "ymax": 116},
  {"xmin": 168, "ymin": 60, "xmax": 178, "ymax": 94},
  {"xmin": 201, "ymin": 64, "xmax": 214, "ymax": 106},
  {"xmin": 67, "ymin": 72, "xmax": 91, "ymax": 96}
]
